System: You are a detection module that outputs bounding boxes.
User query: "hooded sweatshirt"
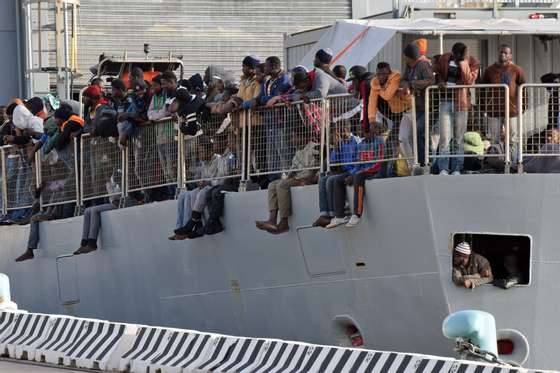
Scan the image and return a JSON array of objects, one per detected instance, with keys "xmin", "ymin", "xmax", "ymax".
[{"xmin": 368, "ymin": 71, "xmax": 411, "ymax": 125}]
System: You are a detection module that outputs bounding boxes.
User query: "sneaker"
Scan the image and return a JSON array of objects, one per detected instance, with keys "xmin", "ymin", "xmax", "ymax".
[
  {"xmin": 439, "ymin": 169, "xmax": 449, "ymax": 175},
  {"xmin": 187, "ymin": 223, "xmax": 205, "ymax": 239},
  {"xmin": 451, "ymin": 171, "xmax": 461, "ymax": 176},
  {"xmin": 326, "ymin": 216, "xmax": 349, "ymax": 229},
  {"xmin": 77, "ymin": 245, "xmax": 97, "ymax": 255},
  {"xmin": 175, "ymin": 219, "xmax": 197, "ymax": 236},
  {"xmin": 312, "ymin": 215, "xmax": 331, "ymax": 228},
  {"xmin": 346, "ymin": 215, "xmax": 361, "ymax": 227},
  {"xmin": 204, "ymin": 219, "xmax": 224, "ymax": 235}
]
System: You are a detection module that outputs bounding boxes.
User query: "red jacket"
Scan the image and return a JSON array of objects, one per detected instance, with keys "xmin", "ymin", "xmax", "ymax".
[{"xmin": 434, "ymin": 53, "xmax": 480, "ymax": 111}]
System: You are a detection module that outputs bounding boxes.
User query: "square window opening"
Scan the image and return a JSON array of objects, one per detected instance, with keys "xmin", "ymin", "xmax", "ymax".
[{"xmin": 452, "ymin": 233, "xmax": 531, "ymax": 286}]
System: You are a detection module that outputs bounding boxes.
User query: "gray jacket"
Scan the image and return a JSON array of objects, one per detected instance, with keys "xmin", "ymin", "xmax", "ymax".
[
  {"xmin": 401, "ymin": 60, "xmax": 434, "ymax": 112},
  {"xmin": 307, "ymin": 69, "xmax": 347, "ymax": 99}
]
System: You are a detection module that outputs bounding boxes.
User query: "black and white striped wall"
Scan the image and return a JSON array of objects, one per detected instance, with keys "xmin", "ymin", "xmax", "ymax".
[{"xmin": 0, "ymin": 310, "xmax": 554, "ymax": 373}]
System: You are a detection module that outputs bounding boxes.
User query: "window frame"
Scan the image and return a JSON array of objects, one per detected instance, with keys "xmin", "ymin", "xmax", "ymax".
[{"xmin": 450, "ymin": 231, "xmax": 533, "ymax": 287}]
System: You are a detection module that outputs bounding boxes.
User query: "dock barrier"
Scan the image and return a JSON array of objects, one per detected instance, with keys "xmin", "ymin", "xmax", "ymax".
[{"xmin": 0, "ymin": 310, "xmax": 553, "ymax": 373}]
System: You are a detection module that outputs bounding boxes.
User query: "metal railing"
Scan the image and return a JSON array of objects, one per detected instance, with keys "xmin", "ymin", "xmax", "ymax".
[
  {"xmin": 181, "ymin": 112, "xmax": 244, "ymax": 186},
  {"xmin": 125, "ymin": 117, "xmax": 180, "ymax": 195},
  {"xmin": 247, "ymin": 98, "xmax": 324, "ymax": 179},
  {"xmin": 425, "ymin": 84, "xmax": 511, "ymax": 173},
  {"xmin": 5, "ymin": 86, "xmax": 560, "ymax": 217},
  {"xmin": 518, "ymin": 83, "xmax": 560, "ymax": 173},
  {"xmin": 326, "ymin": 94, "xmax": 418, "ymax": 176},
  {"xmin": 36, "ymin": 139, "xmax": 80, "ymax": 209},
  {"xmin": 80, "ymin": 134, "xmax": 125, "ymax": 204},
  {"xmin": 0, "ymin": 145, "xmax": 36, "ymax": 215}
]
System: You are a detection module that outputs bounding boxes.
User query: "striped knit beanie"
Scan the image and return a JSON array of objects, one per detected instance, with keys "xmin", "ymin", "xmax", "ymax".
[{"xmin": 454, "ymin": 242, "xmax": 471, "ymax": 255}]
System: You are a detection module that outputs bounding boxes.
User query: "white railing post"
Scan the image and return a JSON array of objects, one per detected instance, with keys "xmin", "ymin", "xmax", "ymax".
[
  {"xmin": 504, "ymin": 84, "xmax": 511, "ymax": 174},
  {"xmin": 321, "ymin": 98, "xmax": 328, "ymax": 174},
  {"xmin": 240, "ymin": 111, "xmax": 248, "ymax": 192},
  {"xmin": 78, "ymin": 86, "xmax": 87, "ymax": 118},
  {"xmin": 410, "ymin": 95, "xmax": 420, "ymax": 171},
  {"xmin": 73, "ymin": 136, "xmax": 81, "ymax": 215},
  {"xmin": 424, "ymin": 87, "xmax": 430, "ymax": 171},
  {"xmin": 176, "ymin": 121, "xmax": 183, "ymax": 195},
  {"xmin": 124, "ymin": 141, "xmax": 129, "ymax": 201},
  {"xmin": 517, "ymin": 84, "xmax": 525, "ymax": 174},
  {"xmin": 324, "ymin": 98, "xmax": 331, "ymax": 173},
  {"xmin": 79, "ymin": 134, "xmax": 85, "ymax": 209},
  {"xmin": 0, "ymin": 148, "xmax": 7, "ymax": 216},
  {"xmin": 35, "ymin": 147, "xmax": 43, "ymax": 210}
]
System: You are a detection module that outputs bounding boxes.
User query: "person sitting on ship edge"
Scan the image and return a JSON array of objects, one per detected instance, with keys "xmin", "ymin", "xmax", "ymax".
[
  {"xmin": 169, "ymin": 136, "xmax": 216, "ymax": 240},
  {"xmin": 174, "ymin": 135, "xmax": 233, "ymax": 239},
  {"xmin": 326, "ymin": 123, "xmax": 385, "ymax": 229},
  {"xmin": 73, "ymin": 170, "xmax": 122, "ymax": 255},
  {"xmin": 255, "ymin": 128, "xmax": 319, "ymax": 234},
  {"xmin": 452, "ymin": 242, "xmax": 493, "ymax": 289},
  {"xmin": 312, "ymin": 124, "xmax": 358, "ymax": 228}
]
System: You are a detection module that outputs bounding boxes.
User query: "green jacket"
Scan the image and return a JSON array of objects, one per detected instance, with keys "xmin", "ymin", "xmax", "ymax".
[{"xmin": 43, "ymin": 117, "xmax": 61, "ymax": 154}]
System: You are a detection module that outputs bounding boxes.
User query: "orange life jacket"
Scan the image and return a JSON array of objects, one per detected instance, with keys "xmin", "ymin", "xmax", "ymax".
[{"xmin": 61, "ymin": 115, "xmax": 85, "ymax": 131}]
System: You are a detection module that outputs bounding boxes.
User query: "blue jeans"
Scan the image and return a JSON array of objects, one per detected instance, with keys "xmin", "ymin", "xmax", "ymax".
[
  {"xmin": 318, "ymin": 175, "xmax": 329, "ymax": 215},
  {"xmin": 176, "ymin": 189, "xmax": 199, "ymax": 229},
  {"xmin": 435, "ymin": 102, "xmax": 468, "ymax": 173},
  {"xmin": 28, "ymin": 220, "xmax": 40, "ymax": 249},
  {"xmin": 319, "ymin": 173, "xmax": 347, "ymax": 216}
]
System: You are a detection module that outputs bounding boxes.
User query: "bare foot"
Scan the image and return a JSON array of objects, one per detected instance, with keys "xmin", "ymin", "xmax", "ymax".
[
  {"xmin": 256, "ymin": 220, "xmax": 276, "ymax": 231},
  {"xmin": 257, "ymin": 221, "xmax": 279, "ymax": 232},
  {"xmin": 271, "ymin": 220, "xmax": 289, "ymax": 234}
]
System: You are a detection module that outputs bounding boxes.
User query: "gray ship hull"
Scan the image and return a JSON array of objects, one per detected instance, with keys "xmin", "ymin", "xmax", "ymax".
[{"xmin": 0, "ymin": 174, "xmax": 557, "ymax": 368}]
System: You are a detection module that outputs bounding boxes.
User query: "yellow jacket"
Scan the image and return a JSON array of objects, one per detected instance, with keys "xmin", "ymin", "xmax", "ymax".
[
  {"xmin": 236, "ymin": 75, "xmax": 261, "ymax": 107},
  {"xmin": 368, "ymin": 71, "xmax": 410, "ymax": 124}
]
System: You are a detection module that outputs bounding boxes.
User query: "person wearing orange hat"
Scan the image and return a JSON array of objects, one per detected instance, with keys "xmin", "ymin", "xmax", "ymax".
[{"xmin": 413, "ymin": 38, "xmax": 428, "ymax": 57}]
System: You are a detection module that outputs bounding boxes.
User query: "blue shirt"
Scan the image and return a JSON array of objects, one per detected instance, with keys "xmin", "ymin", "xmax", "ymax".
[
  {"xmin": 350, "ymin": 137, "xmax": 385, "ymax": 174},
  {"xmin": 258, "ymin": 73, "xmax": 292, "ymax": 106},
  {"xmin": 330, "ymin": 136, "xmax": 359, "ymax": 172}
]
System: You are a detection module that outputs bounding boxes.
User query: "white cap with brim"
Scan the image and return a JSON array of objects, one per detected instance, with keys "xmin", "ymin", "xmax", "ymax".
[{"xmin": 455, "ymin": 242, "xmax": 471, "ymax": 255}]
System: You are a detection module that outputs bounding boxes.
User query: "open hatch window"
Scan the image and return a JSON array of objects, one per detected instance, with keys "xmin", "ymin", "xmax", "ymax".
[{"xmin": 452, "ymin": 233, "xmax": 531, "ymax": 286}]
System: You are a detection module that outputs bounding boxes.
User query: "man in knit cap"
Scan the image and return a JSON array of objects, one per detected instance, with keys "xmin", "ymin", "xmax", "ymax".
[
  {"xmin": 452, "ymin": 241, "xmax": 493, "ymax": 289},
  {"xmin": 237, "ymin": 55, "xmax": 261, "ymax": 110},
  {"xmin": 313, "ymin": 48, "xmax": 339, "ymax": 81}
]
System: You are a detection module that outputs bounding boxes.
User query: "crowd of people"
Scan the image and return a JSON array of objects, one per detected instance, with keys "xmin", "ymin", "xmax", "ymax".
[{"xmin": 0, "ymin": 39, "xmax": 557, "ymax": 265}]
